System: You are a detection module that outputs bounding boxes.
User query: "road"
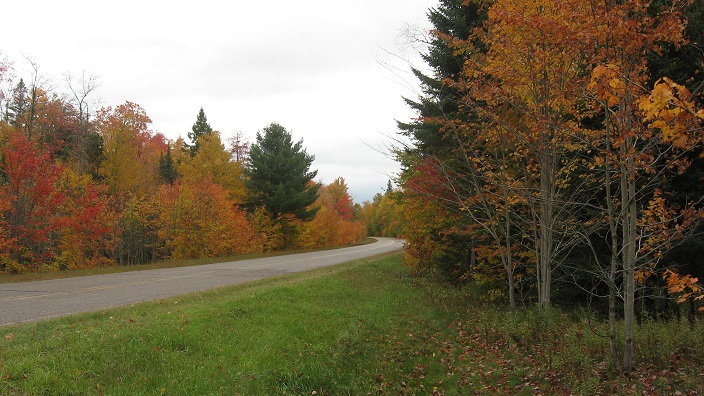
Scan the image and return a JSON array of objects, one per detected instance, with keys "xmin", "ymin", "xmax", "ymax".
[{"xmin": 0, "ymin": 238, "xmax": 403, "ymax": 327}]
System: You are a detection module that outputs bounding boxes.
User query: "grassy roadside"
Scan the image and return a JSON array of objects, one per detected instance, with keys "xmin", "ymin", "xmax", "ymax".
[
  {"xmin": 0, "ymin": 239, "xmax": 376, "ymax": 284},
  {"xmin": 1, "ymin": 253, "xmax": 702, "ymax": 395}
]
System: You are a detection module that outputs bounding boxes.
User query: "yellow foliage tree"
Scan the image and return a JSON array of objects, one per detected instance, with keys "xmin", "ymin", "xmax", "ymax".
[
  {"xmin": 178, "ymin": 132, "xmax": 247, "ymax": 204},
  {"xmin": 157, "ymin": 177, "xmax": 257, "ymax": 259}
]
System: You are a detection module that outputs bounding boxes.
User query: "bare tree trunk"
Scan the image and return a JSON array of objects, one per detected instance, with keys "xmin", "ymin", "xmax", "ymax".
[
  {"xmin": 506, "ymin": 201, "xmax": 516, "ymax": 316},
  {"xmin": 603, "ymin": 113, "xmax": 622, "ymax": 370},
  {"xmin": 621, "ymin": 138, "xmax": 637, "ymax": 374},
  {"xmin": 538, "ymin": 143, "xmax": 555, "ymax": 309}
]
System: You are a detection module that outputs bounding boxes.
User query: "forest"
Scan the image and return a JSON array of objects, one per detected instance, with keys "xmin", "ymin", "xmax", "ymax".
[
  {"xmin": 2, "ymin": 0, "xmax": 703, "ymax": 379},
  {"xmin": 0, "ymin": 53, "xmax": 386, "ymax": 272},
  {"xmin": 396, "ymin": 0, "xmax": 704, "ymax": 373}
]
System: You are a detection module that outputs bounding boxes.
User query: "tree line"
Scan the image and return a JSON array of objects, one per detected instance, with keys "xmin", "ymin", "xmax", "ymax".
[
  {"xmin": 0, "ymin": 55, "xmax": 380, "ymax": 273},
  {"xmin": 396, "ymin": 0, "xmax": 704, "ymax": 373}
]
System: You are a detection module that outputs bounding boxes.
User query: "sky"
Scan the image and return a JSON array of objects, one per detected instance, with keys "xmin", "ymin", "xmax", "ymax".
[{"xmin": 2, "ymin": 0, "xmax": 437, "ymax": 203}]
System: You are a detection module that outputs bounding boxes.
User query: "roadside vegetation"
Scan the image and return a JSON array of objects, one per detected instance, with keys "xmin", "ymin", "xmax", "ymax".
[
  {"xmin": 0, "ymin": 238, "xmax": 374, "ymax": 285},
  {"xmin": 1, "ymin": 253, "xmax": 702, "ymax": 395}
]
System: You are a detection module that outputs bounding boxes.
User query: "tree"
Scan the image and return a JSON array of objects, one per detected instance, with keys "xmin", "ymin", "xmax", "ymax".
[
  {"xmin": 227, "ymin": 131, "xmax": 250, "ymax": 165},
  {"xmin": 157, "ymin": 178, "xmax": 257, "ymax": 259},
  {"xmin": 8, "ymin": 79, "xmax": 28, "ymax": 130},
  {"xmin": 0, "ymin": 133, "xmax": 113, "ymax": 271},
  {"xmin": 1, "ymin": 133, "xmax": 65, "ymax": 268},
  {"xmin": 247, "ymin": 122, "xmax": 319, "ymax": 221},
  {"xmin": 299, "ymin": 177, "xmax": 364, "ymax": 248},
  {"xmin": 179, "ymin": 132, "xmax": 247, "ymax": 204},
  {"xmin": 396, "ymin": 0, "xmax": 489, "ymax": 288},
  {"xmin": 64, "ymin": 71, "xmax": 102, "ymax": 174},
  {"xmin": 466, "ymin": 0, "xmax": 594, "ymax": 309},
  {"xmin": 400, "ymin": 0, "xmax": 702, "ymax": 372},
  {"xmin": 96, "ymin": 101, "xmax": 166, "ymax": 198},
  {"xmin": 158, "ymin": 145, "xmax": 178, "ymax": 184},
  {"xmin": 583, "ymin": 0, "xmax": 692, "ymax": 373},
  {"xmin": 188, "ymin": 107, "xmax": 213, "ymax": 155}
]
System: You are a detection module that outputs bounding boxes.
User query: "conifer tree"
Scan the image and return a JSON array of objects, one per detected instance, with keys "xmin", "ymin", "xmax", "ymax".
[
  {"xmin": 187, "ymin": 107, "xmax": 213, "ymax": 155},
  {"xmin": 247, "ymin": 122, "xmax": 319, "ymax": 221},
  {"xmin": 158, "ymin": 146, "xmax": 178, "ymax": 184}
]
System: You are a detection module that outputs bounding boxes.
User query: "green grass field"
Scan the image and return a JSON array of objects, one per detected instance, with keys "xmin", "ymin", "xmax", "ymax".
[{"xmin": 1, "ymin": 253, "xmax": 702, "ymax": 395}]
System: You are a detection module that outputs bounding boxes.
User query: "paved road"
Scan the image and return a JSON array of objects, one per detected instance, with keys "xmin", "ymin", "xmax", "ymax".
[{"xmin": 0, "ymin": 238, "xmax": 403, "ymax": 327}]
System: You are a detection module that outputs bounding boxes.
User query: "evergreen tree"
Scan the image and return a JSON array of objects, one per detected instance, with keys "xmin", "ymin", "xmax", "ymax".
[
  {"xmin": 158, "ymin": 146, "xmax": 178, "ymax": 184},
  {"xmin": 247, "ymin": 122, "xmax": 320, "ymax": 221},
  {"xmin": 397, "ymin": 0, "xmax": 487, "ymax": 157},
  {"xmin": 9, "ymin": 79, "xmax": 29, "ymax": 129},
  {"xmin": 396, "ymin": 0, "xmax": 489, "ymax": 282},
  {"xmin": 187, "ymin": 107, "xmax": 213, "ymax": 155}
]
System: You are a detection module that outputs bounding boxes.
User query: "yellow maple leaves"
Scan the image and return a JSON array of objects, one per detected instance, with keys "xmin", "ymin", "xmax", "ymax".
[{"xmin": 638, "ymin": 77, "xmax": 703, "ymax": 149}]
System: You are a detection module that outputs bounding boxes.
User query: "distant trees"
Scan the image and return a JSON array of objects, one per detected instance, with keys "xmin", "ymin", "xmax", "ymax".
[
  {"xmin": 0, "ymin": 52, "xmax": 366, "ymax": 272},
  {"xmin": 299, "ymin": 177, "xmax": 365, "ymax": 248}
]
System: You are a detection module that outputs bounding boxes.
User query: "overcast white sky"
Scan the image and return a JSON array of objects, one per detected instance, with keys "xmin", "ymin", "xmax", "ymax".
[{"xmin": 2, "ymin": 0, "xmax": 436, "ymax": 203}]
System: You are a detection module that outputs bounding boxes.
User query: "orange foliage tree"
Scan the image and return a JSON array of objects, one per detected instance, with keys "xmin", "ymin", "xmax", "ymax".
[
  {"xmin": 299, "ymin": 178, "xmax": 364, "ymax": 249},
  {"xmin": 157, "ymin": 178, "xmax": 258, "ymax": 259}
]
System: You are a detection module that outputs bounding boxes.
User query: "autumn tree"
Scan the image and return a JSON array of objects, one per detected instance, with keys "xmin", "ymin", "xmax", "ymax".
[
  {"xmin": 179, "ymin": 132, "xmax": 247, "ymax": 204},
  {"xmin": 228, "ymin": 131, "xmax": 250, "ymax": 165},
  {"xmin": 247, "ymin": 122, "xmax": 320, "ymax": 221},
  {"xmin": 1, "ymin": 133, "xmax": 65, "ymax": 269},
  {"xmin": 0, "ymin": 133, "xmax": 113, "ymax": 271},
  {"xmin": 96, "ymin": 101, "xmax": 167, "ymax": 198},
  {"xmin": 461, "ymin": 0, "xmax": 597, "ymax": 309},
  {"xmin": 582, "ymin": 0, "xmax": 697, "ymax": 373},
  {"xmin": 299, "ymin": 177, "xmax": 364, "ymax": 248},
  {"xmin": 401, "ymin": 0, "xmax": 703, "ymax": 360},
  {"xmin": 54, "ymin": 168, "xmax": 114, "ymax": 269},
  {"xmin": 157, "ymin": 178, "xmax": 257, "ymax": 259}
]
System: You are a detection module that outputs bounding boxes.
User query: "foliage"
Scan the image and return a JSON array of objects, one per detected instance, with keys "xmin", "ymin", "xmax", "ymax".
[
  {"xmin": 298, "ymin": 178, "xmax": 365, "ymax": 249},
  {"xmin": 0, "ymin": 133, "xmax": 113, "ymax": 271},
  {"xmin": 178, "ymin": 132, "xmax": 247, "ymax": 204},
  {"xmin": 157, "ymin": 178, "xmax": 258, "ymax": 259},
  {"xmin": 360, "ymin": 188, "xmax": 405, "ymax": 238},
  {"xmin": 0, "ymin": 50, "xmax": 369, "ymax": 275},
  {"xmin": 398, "ymin": 0, "xmax": 704, "ymax": 374},
  {"xmin": 96, "ymin": 101, "xmax": 167, "ymax": 198}
]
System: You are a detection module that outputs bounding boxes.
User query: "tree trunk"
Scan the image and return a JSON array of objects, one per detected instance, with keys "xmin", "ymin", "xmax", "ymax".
[
  {"xmin": 538, "ymin": 132, "xmax": 555, "ymax": 309},
  {"xmin": 619, "ymin": 88, "xmax": 637, "ymax": 373},
  {"xmin": 538, "ymin": 188, "xmax": 553, "ymax": 308},
  {"xmin": 622, "ymin": 147, "xmax": 637, "ymax": 374},
  {"xmin": 604, "ymin": 115, "xmax": 622, "ymax": 369}
]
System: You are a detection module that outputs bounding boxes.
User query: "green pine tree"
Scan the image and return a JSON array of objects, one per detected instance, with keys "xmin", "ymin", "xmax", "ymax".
[
  {"xmin": 247, "ymin": 122, "xmax": 320, "ymax": 221},
  {"xmin": 188, "ymin": 107, "xmax": 213, "ymax": 155},
  {"xmin": 158, "ymin": 146, "xmax": 178, "ymax": 184}
]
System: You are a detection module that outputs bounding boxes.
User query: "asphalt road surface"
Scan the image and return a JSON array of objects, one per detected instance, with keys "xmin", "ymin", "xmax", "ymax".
[{"xmin": 0, "ymin": 238, "xmax": 403, "ymax": 327}]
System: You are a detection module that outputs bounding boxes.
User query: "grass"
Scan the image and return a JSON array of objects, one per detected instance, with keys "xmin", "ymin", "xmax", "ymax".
[{"xmin": 1, "ymin": 253, "xmax": 702, "ymax": 395}]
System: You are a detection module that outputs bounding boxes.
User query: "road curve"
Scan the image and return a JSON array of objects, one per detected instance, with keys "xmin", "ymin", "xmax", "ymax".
[{"xmin": 0, "ymin": 238, "xmax": 403, "ymax": 327}]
